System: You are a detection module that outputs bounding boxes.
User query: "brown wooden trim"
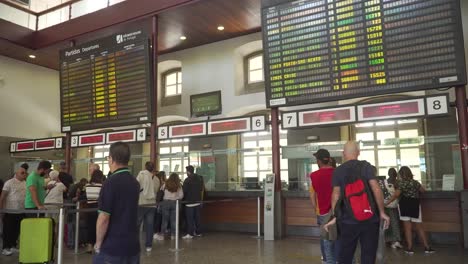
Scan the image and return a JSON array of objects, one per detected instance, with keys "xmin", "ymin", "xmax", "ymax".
[{"xmin": 0, "ymin": 0, "xmax": 37, "ymax": 15}]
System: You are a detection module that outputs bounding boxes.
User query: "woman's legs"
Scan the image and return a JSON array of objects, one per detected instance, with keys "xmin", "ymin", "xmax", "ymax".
[
  {"xmin": 414, "ymin": 223, "xmax": 430, "ymax": 248},
  {"xmin": 402, "ymin": 221, "xmax": 413, "ymax": 249}
]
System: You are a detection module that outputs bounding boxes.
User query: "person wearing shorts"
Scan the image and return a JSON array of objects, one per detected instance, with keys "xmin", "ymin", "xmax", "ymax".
[{"xmin": 385, "ymin": 166, "xmax": 434, "ymax": 255}]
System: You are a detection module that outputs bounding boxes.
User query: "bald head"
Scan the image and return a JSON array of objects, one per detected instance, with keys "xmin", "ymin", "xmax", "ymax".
[
  {"xmin": 343, "ymin": 141, "xmax": 360, "ymax": 161},
  {"xmin": 89, "ymin": 163, "xmax": 100, "ymax": 175}
]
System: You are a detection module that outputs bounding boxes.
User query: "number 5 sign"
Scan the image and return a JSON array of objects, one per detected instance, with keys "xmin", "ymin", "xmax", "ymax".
[{"xmin": 158, "ymin": 127, "xmax": 168, "ymax": 140}]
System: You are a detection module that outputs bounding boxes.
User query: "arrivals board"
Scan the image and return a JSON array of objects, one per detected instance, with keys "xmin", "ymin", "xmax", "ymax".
[
  {"xmin": 59, "ymin": 30, "xmax": 153, "ymax": 132},
  {"xmin": 261, "ymin": 0, "xmax": 466, "ymax": 107}
]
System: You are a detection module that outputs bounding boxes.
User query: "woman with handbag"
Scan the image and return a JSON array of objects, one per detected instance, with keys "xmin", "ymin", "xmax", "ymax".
[
  {"xmin": 154, "ymin": 173, "xmax": 183, "ymax": 240},
  {"xmin": 385, "ymin": 166, "xmax": 435, "ymax": 255}
]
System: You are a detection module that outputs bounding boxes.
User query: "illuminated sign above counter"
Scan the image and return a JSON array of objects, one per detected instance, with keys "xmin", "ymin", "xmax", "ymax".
[
  {"xmin": 10, "ymin": 138, "xmax": 64, "ymax": 153},
  {"xmin": 282, "ymin": 94, "xmax": 448, "ymax": 128}
]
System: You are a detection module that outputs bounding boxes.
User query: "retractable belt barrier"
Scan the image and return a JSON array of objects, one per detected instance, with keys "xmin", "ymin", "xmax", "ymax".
[{"xmin": 0, "ymin": 197, "xmax": 263, "ymax": 260}]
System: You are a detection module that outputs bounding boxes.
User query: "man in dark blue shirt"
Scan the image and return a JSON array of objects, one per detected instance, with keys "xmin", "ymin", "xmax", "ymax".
[
  {"xmin": 331, "ymin": 141, "xmax": 389, "ymax": 264},
  {"xmin": 93, "ymin": 142, "xmax": 140, "ymax": 264}
]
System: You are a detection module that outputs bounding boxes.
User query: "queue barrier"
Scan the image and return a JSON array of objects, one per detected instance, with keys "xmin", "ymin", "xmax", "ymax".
[{"xmin": 0, "ymin": 197, "xmax": 263, "ymax": 261}]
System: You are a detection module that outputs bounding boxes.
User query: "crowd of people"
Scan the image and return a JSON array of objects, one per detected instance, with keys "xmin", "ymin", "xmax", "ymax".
[
  {"xmin": 310, "ymin": 141, "xmax": 435, "ymax": 264},
  {"xmin": 0, "ymin": 141, "xmax": 205, "ymax": 262}
]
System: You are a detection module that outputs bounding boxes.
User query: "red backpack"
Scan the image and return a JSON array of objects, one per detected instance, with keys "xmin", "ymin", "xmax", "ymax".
[{"xmin": 341, "ymin": 161, "xmax": 376, "ymax": 222}]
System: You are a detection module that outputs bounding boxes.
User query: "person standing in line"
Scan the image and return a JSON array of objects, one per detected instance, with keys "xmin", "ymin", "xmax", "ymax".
[
  {"xmin": 136, "ymin": 161, "xmax": 157, "ymax": 252},
  {"xmin": 329, "ymin": 141, "xmax": 389, "ymax": 264},
  {"xmin": 0, "ymin": 166, "xmax": 27, "ymax": 256},
  {"xmin": 182, "ymin": 165, "xmax": 204, "ymax": 239},
  {"xmin": 25, "ymin": 160, "xmax": 52, "ymax": 214},
  {"xmin": 44, "ymin": 170, "xmax": 67, "ymax": 215},
  {"xmin": 58, "ymin": 161, "xmax": 74, "ymax": 201},
  {"xmin": 309, "ymin": 149, "xmax": 336, "ymax": 264},
  {"xmin": 93, "ymin": 142, "xmax": 140, "ymax": 264},
  {"xmin": 154, "ymin": 173, "xmax": 184, "ymax": 241},
  {"xmin": 84, "ymin": 169, "xmax": 104, "ymax": 253},
  {"xmin": 153, "ymin": 171, "xmax": 165, "ymax": 237},
  {"xmin": 382, "ymin": 168, "xmax": 403, "ymax": 249},
  {"xmin": 385, "ymin": 166, "xmax": 435, "ymax": 255}
]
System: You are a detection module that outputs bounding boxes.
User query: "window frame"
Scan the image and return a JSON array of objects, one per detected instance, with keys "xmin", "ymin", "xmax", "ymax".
[
  {"xmin": 244, "ymin": 51, "xmax": 265, "ymax": 92},
  {"xmin": 161, "ymin": 68, "xmax": 182, "ymax": 106}
]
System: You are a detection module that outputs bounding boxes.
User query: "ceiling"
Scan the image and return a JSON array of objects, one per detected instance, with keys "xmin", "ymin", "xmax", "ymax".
[{"xmin": 0, "ymin": 0, "xmax": 262, "ymax": 69}]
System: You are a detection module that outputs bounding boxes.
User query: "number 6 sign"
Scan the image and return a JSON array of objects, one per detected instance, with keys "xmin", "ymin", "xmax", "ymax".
[{"xmin": 251, "ymin": 116, "xmax": 266, "ymax": 131}]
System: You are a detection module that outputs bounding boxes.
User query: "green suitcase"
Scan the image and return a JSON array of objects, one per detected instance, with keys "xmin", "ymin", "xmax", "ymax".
[{"xmin": 19, "ymin": 218, "xmax": 54, "ymax": 264}]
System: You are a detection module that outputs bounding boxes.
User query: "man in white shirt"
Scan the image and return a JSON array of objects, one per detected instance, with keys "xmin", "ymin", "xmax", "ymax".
[{"xmin": 0, "ymin": 165, "xmax": 28, "ymax": 256}]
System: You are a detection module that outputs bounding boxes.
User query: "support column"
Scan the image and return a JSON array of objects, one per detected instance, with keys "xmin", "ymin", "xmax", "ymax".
[
  {"xmin": 270, "ymin": 107, "xmax": 283, "ymax": 238},
  {"xmin": 455, "ymin": 86, "xmax": 468, "ymax": 189},
  {"xmin": 150, "ymin": 15, "xmax": 159, "ymax": 167},
  {"xmin": 65, "ymin": 39, "xmax": 76, "ymax": 174}
]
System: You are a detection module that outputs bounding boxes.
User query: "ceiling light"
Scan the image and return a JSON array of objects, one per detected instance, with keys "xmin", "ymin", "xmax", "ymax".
[
  {"xmin": 217, "ymin": 25, "xmax": 225, "ymax": 31},
  {"xmin": 180, "ymin": 36, "xmax": 187, "ymax": 40},
  {"xmin": 28, "ymin": 55, "xmax": 36, "ymax": 59}
]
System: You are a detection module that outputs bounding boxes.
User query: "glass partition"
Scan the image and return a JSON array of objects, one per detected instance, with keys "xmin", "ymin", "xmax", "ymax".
[{"xmin": 0, "ymin": 3, "xmax": 36, "ymax": 30}]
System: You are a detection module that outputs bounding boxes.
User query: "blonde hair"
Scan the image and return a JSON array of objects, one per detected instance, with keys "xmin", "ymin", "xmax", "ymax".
[{"xmin": 49, "ymin": 170, "xmax": 60, "ymax": 181}]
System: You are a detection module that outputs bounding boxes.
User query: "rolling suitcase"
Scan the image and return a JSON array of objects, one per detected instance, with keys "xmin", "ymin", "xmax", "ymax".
[{"xmin": 19, "ymin": 218, "xmax": 54, "ymax": 264}]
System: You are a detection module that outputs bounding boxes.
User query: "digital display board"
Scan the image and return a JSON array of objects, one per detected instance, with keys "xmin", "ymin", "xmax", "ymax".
[
  {"xmin": 60, "ymin": 30, "xmax": 153, "ymax": 132},
  {"xmin": 190, "ymin": 91, "xmax": 222, "ymax": 117},
  {"xmin": 300, "ymin": 106, "xmax": 356, "ymax": 126},
  {"xmin": 261, "ymin": 0, "xmax": 466, "ymax": 107}
]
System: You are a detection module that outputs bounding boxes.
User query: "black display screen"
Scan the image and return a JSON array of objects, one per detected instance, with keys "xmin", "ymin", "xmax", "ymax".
[
  {"xmin": 59, "ymin": 30, "xmax": 153, "ymax": 132},
  {"xmin": 261, "ymin": 0, "xmax": 466, "ymax": 107}
]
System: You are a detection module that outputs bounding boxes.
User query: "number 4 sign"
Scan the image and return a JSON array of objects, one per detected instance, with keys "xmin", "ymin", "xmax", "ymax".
[{"xmin": 137, "ymin": 129, "xmax": 146, "ymax": 141}]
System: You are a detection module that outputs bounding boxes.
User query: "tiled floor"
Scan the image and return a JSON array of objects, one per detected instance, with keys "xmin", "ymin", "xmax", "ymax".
[{"xmin": 1, "ymin": 232, "xmax": 467, "ymax": 263}]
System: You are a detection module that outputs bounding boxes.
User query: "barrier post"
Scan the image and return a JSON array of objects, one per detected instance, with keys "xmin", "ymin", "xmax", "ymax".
[
  {"xmin": 170, "ymin": 200, "xmax": 183, "ymax": 252},
  {"xmin": 58, "ymin": 207, "xmax": 65, "ymax": 264},
  {"xmin": 253, "ymin": 196, "xmax": 262, "ymax": 239},
  {"xmin": 74, "ymin": 202, "xmax": 80, "ymax": 254}
]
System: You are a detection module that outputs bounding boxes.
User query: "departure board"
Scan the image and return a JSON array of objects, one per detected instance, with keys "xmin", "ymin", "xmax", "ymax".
[
  {"xmin": 59, "ymin": 30, "xmax": 153, "ymax": 132},
  {"xmin": 261, "ymin": 0, "xmax": 466, "ymax": 107}
]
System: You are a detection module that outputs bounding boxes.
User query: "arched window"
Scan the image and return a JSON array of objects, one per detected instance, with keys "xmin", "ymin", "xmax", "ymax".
[
  {"xmin": 163, "ymin": 68, "xmax": 182, "ymax": 97},
  {"xmin": 244, "ymin": 51, "xmax": 264, "ymax": 92}
]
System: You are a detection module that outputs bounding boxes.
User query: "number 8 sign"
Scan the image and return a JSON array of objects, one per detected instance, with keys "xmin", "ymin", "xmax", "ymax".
[{"xmin": 426, "ymin": 95, "xmax": 448, "ymax": 116}]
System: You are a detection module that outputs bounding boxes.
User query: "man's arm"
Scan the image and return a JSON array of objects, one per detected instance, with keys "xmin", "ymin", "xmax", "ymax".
[
  {"xmin": 369, "ymin": 179, "xmax": 390, "ymax": 229},
  {"xmin": 94, "ymin": 212, "xmax": 110, "ymax": 251},
  {"xmin": 309, "ymin": 188, "xmax": 317, "ymax": 209},
  {"xmin": 331, "ymin": 186, "xmax": 341, "ymax": 212},
  {"xmin": 29, "ymin": 186, "xmax": 45, "ymax": 209}
]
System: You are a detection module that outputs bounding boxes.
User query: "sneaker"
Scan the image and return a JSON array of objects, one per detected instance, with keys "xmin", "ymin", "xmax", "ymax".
[
  {"xmin": 424, "ymin": 247, "xmax": 435, "ymax": 254},
  {"xmin": 1, "ymin": 249, "xmax": 12, "ymax": 256},
  {"xmin": 391, "ymin": 242, "xmax": 403, "ymax": 249},
  {"xmin": 153, "ymin": 234, "xmax": 165, "ymax": 241},
  {"xmin": 182, "ymin": 234, "xmax": 193, "ymax": 239},
  {"xmin": 404, "ymin": 248, "xmax": 414, "ymax": 255},
  {"xmin": 9, "ymin": 247, "xmax": 19, "ymax": 253},
  {"xmin": 145, "ymin": 247, "xmax": 152, "ymax": 252}
]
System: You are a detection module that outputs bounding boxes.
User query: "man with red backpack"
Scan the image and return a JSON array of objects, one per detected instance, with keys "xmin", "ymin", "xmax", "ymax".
[{"xmin": 331, "ymin": 141, "xmax": 389, "ymax": 264}]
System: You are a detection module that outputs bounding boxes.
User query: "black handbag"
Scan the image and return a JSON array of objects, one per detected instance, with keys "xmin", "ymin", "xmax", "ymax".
[{"xmin": 156, "ymin": 187, "xmax": 165, "ymax": 203}]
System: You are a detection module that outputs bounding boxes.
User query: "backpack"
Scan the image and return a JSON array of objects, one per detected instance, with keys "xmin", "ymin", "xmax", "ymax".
[{"xmin": 341, "ymin": 161, "xmax": 377, "ymax": 222}]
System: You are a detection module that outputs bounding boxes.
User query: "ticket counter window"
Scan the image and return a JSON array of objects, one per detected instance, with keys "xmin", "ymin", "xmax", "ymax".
[
  {"xmin": 355, "ymin": 119, "xmax": 422, "ymax": 180},
  {"xmin": 93, "ymin": 145, "xmax": 110, "ymax": 176},
  {"xmin": 159, "ymin": 139, "xmax": 189, "ymax": 178},
  {"xmin": 242, "ymin": 129, "xmax": 288, "ymax": 187}
]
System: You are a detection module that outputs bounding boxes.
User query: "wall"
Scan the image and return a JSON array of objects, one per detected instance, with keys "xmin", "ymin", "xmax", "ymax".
[
  {"xmin": 0, "ymin": 55, "xmax": 60, "ymax": 138},
  {"xmin": 157, "ymin": 33, "xmax": 266, "ymax": 122}
]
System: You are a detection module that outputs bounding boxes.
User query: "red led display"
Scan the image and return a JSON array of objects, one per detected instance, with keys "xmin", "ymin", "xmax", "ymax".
[
  {"xmin": 210, "ymin": 120, "xmax": 248, "ymax": 133},
  {"xmin": 362, "ymin": 101, "xmax": 420, "ymax": 118},
  {"xmin": 16, "ymin": 141, "xmax": 34, "ymax": 151},
  {"xmin": 303, "ymin": 109, "xmax": 351, "ymax": 124},
  {"xmin": 171, "ymin": 124, "xmax": 205, "ymax": 137},
  {"xmin": 108, "ymin": 131, "xmax": 135, "ymax": 143},
  {"xmin": 80, "ymin": 135, "xmax": 105, "ymax": 145},
  {"xmin": 35, "ymin": 140, "xmax": 55, "ymax": 149}
]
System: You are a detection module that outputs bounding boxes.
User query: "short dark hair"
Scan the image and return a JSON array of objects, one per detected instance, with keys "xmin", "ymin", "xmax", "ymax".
[
  {"xmin": 37, "ymin": 160, "xmax": 52, "ymax": 170},
  {"xmin": 145, "ymin": 161, "xmax": 154, "ymax": 172},
  {"xmin": 186, "ymin": 165, "xmax": 194, "ymax": 174},
  {"xmin": 20, "ymin": 163, "xmax": 29, "ymax": 171},
  {"xmin": 90, "ymin": 169, "xmax": 104, "ymax": 184},
  {"xmin": 109, "ymin": 142, "xmax": 131, "ymax": 165}
]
